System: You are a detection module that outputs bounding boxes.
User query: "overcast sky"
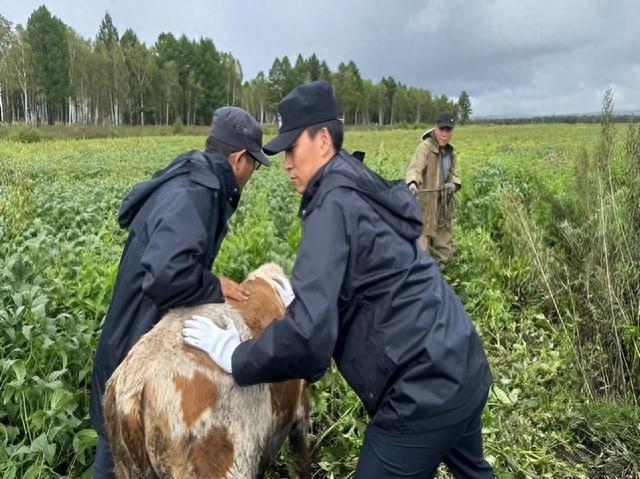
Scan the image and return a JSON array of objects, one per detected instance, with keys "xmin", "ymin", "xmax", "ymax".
[{"xmin": 3, "ymin": 0, "xmax": 639, "ymax": 117}]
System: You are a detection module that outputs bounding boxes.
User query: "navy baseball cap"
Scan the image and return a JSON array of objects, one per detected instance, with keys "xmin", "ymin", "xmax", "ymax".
[
  {"xmin": 263, "ymin": 80, "xmax": 339, "ymax": 155},
  {"xmin": 209, "ymin": 106, "xmax": 271, "ymax": 166},
  {"xmin": 436, "ymin": 111, "xmax": 456, "ymax": 129}
]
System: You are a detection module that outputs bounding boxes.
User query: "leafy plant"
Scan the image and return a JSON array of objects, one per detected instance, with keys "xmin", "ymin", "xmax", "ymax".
[{"xmin": 1, "ymin": 122, "xmax": 638, "ymax": 478}]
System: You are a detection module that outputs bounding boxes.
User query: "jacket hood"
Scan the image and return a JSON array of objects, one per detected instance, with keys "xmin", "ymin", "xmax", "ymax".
[
  {"xmin": 118, "ymin": 150, "xmax": 238, "ymax": 228},
  {"xmin": 422, "ymin": 128, "xmax": 435, "ymax": 141},
  {"xmin": 301, "ymin": 150, "xmax": 423, "ymax": 241}
]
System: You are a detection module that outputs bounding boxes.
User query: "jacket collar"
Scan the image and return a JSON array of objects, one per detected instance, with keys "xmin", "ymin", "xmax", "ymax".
[
  {"xmin": 193, "ymin": 149, "xmax": 241, "ymax": 210},
  {"xmin": 298, "ymin": 155, "xmax": 337, "ymax": 218},
  {"xmin": 199, "ymin": 150, "xmax": 240, "ymax": 191}
]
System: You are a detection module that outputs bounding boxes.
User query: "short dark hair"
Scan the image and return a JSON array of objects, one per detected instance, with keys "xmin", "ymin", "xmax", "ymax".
[
  {"xmin": 205, "ymin": 136, "xmax": 242, "ymax": 158},
  {"xmin": 307, "ymin": 119, "xmax": 343, "ymax": 152}
]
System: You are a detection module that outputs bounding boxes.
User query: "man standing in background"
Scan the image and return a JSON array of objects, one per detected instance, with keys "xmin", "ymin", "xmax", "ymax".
[{"xmin": 406, "ymin": 112, "xmax": 461, "ymax": 264}]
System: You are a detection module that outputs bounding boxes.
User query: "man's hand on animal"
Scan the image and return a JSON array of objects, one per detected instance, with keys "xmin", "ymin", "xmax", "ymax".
[
  {"xmin": 182, "ymin": 315, "xmax": 241, "ymax": 373},
  {"xmin": 408, "ymin": 182, "xmax": 418, "ymax": 196},
  {"xmin": 220, "ymin": 276, "xmax": 250, "ymax": 301}
]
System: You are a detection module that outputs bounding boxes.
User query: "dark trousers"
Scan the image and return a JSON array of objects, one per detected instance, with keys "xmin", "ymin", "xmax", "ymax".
[
  {"xmin": 93, "ymin": 432, "xmax": 116, "ymax": 479},
  {"xmin": 355, "ymin": 398, "xmax": 494, "ymax": 478}
]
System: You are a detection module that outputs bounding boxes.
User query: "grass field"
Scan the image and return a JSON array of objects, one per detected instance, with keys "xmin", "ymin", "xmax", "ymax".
[{"xmin": 1, "ymin": 123, "xmax": 639, "ymax": 478}]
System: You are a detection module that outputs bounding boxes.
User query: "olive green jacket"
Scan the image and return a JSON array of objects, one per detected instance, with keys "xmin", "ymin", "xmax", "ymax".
[{"xmin": 405, "ymin": 129, "xmax": 461, "ymax": 236}]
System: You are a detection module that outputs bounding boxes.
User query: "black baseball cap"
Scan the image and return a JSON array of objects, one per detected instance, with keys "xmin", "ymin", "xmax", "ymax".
[
  {"xmin": 263, "ymin": 80, "xmax": 339, "ymax": 155},
  {"xmin": 208, "ymin": 106, "xmax": 271, "ymax": 166},
  {"xmin": 436, "ymin": 111, "xmax": 456, "ymax": 129}
]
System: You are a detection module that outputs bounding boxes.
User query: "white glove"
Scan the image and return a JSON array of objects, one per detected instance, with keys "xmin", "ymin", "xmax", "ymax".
[
  {"xmin": 272, "ymin": 277, "xmax": 295, "ymax": 308},
  {"xmin": 443, "ymin": 182, "xmax": 456, "ymax": 193},
  {"xmin": 408, "ymin": 182, "xmax": 418, "ymax": 196},
  {"xmin": 182, "ymin": 315, "xmax": 241, "ymax": 373}
]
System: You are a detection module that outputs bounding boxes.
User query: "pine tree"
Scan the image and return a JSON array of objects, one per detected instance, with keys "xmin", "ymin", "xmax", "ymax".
[
  {"xmin": 26, "ymin": 6, "xmax": 71, "ymax": 123},
  {"xmin": 458, "ymin": 90, "xmax": 472, "ymax": 124},
  {"xmin": 96, "ymin": 12, "xmax": 124, "ymax": 125}
]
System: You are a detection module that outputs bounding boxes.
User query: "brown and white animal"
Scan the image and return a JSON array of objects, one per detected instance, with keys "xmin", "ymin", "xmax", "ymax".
[{"xmin": 103, "ymin": 263, "xmax": 311, "ymax": 478}]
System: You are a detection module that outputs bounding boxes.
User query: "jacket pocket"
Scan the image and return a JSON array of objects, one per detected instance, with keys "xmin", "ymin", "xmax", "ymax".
[{"xmin": 335, "ymin": 302, "xmax": 397, "ymax": 416}]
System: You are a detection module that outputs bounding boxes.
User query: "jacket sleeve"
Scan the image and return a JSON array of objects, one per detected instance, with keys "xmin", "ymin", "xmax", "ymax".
[
  {"xmin": 231, "ymin": 194, "xmax": 350, "ymax": 385},
  {"xmin": 140, "ymin": 189, "xmax": 224, "ymax": 310},
  {"xmin": 449, "ymin": 150, "xmax": 462, "ymax": 190},
  {"xmin": 405, "ymin": 142, "xmax": 429, "ymax": 186}
]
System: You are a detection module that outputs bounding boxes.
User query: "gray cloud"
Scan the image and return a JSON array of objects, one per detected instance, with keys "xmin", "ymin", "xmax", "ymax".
[{"xmin": 3, "ymin": 0, "xmax": 639, "ymax": 116}]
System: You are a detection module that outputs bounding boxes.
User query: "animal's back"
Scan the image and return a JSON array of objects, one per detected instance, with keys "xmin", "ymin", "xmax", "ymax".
[{"xmin": 106, "ymin": 301, "xmax": 291, "ymax": 478}]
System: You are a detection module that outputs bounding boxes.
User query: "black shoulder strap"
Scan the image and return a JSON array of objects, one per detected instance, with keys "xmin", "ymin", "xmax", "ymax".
[{"xmin": 352, "ymin": 150, "xmax": 366, "ymax": 162}]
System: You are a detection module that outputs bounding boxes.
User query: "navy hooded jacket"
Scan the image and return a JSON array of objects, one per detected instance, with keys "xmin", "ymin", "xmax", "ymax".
[
  {"xmin": 231, "ymin": 150, "xmax": 492, "ymax": 432},
  {"xmin": 90, "ymin": 149, "xmax": 240, "ymax": 435}
]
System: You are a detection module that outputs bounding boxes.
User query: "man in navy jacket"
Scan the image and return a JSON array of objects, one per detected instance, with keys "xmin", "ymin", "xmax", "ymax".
[
  {"xmin": 91, "ymin": 107, "xmax": 270, "ymax": 478},
  {"xmin": 183, "ymin": 83, "xmax": 494, "ymax": 478}
]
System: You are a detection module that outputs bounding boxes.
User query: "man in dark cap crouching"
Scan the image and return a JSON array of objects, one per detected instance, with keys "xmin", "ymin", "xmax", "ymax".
[{"xmin": 90, "ymin": 106, "xmax": 270, "ymax": 478}]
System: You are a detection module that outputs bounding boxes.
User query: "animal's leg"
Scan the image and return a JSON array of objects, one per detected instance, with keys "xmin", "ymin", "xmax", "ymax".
[{"xmin": 289, "ymin": 398, "xmax": 312, "ymax": 479}]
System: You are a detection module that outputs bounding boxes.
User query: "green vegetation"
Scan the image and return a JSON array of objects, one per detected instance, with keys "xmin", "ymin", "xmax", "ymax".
[{"xmin": 1, "ymin": 118, "xmax": 639, "ymax": 478}]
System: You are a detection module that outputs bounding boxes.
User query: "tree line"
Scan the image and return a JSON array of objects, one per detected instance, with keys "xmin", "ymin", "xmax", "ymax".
[
  {"xmin": 474, "ymin": 113, "xmax": 639, "ymax": 125},
  {"xmin": 0, "ymin": 7, "xmax": 472, "ymax": 127}
]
